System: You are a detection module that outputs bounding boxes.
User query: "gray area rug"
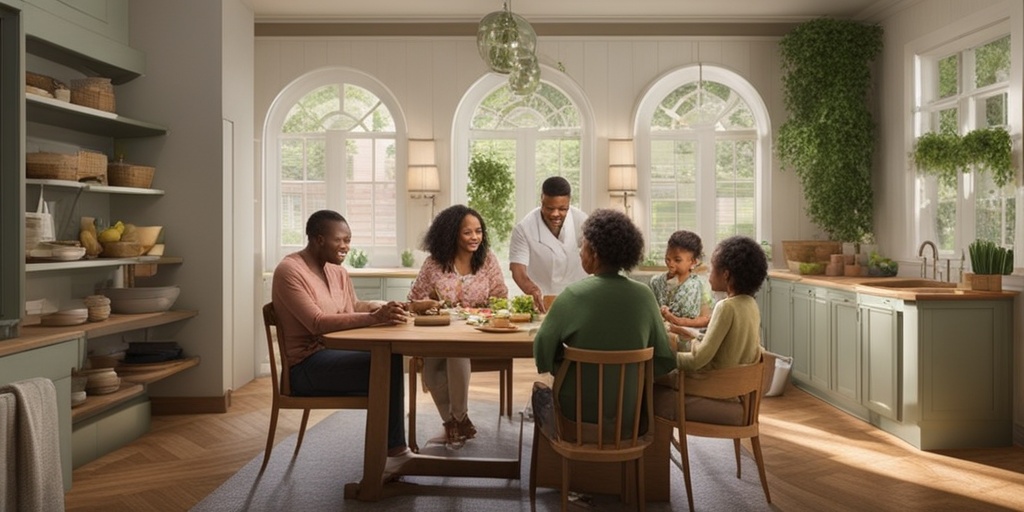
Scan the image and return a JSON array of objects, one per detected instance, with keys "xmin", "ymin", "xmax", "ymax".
[{"xmin": 192, "ymin": 402, "xmax": 774, "ymax": 511}]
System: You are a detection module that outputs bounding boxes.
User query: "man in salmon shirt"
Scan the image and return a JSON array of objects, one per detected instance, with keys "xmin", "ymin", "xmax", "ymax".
[{"xmin": 271, "ymin": 209, "xmax": 411, "ymax": 465}]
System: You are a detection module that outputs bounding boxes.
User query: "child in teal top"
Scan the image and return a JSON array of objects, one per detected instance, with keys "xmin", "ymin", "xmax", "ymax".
[{"xmin": 648, "ymin": 230, "xmax": 712, "ymax": 340}]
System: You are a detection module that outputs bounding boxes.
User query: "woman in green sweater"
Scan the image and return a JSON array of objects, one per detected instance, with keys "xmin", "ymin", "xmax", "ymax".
[{"xmin": 532, "ymin": 209, "xmax": 676, "ymax": 433}]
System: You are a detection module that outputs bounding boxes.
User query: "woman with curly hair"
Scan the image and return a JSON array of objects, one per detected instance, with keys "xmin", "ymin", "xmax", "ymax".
[
  {"xmin": 532, "ymin": 209, "xmax": 676, "ymax": 431},
  {"xmin": 408, "ymin": 204, "xmax": 507, "ymax": 446}
]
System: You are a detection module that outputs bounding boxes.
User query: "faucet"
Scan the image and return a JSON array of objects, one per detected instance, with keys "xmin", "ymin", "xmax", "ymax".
[{"xmin": 918, "ymin": 240, "xmax": 938, "ymax": 280}]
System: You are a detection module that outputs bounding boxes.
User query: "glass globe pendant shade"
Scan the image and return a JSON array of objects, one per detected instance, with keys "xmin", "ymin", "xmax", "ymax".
[
  {"xmin": 477, "ymin": 11, "xmax": 537, "ymax": 74},
  {"xmin": 508, "ymin": 50, "xmax": 540, "ymax": 96}
]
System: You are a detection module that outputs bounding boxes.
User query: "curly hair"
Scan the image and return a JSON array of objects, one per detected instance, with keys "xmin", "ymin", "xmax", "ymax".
[
  {"xmin": 581, "ymin": 209, "xmax": 645, "ymax": 272},
  {"xmin": 305, "ymin": 209, "xmax": 346, "ymax": 238},
  {"xmin": 711, "ymin": 236, "xmax": 768, "ymax": 296},
  {"xmin": 667, "ymin": 230, "xmax": 703, "ymax": 261},
  {"xmin": 421, "ymin": 204, "xmax": 489, "ymax": 273}
]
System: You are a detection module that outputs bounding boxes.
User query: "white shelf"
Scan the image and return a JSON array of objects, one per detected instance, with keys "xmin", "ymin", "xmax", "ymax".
[
  {"xmin": 26, "ymin": 94, "xmax": 167, "ymax": 138},
  {"xmin": 26, "ymin": 178, "xmax": 164, "ymax": 195},
  {"xmin": 26, "ymin": 256, "xmax": 183, "ymax": 273}
]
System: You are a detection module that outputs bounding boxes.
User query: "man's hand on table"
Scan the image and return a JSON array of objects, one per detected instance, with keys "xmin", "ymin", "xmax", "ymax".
[{"xmin": 371, "ymin": 301, "xmax": 409, "ymax": 325}]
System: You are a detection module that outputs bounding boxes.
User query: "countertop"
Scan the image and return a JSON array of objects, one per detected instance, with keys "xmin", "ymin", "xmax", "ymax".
[{"xmin": 767, "ymin": 270, "xmax": 1018, "ymax": 301}]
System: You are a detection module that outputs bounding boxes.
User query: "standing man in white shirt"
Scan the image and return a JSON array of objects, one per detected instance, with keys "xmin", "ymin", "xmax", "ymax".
[{"xmin": 509, "ymin": 176, "xmax": 589, "ymax": 312}]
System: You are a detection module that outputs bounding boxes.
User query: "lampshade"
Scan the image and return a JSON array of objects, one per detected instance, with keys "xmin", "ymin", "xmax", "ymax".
[
  {"xmin": 408, "ymin": 139, "xmax": 435, "ymax": 168},
  {"xmin": 608, "ymin": 139, "xmax": 635, "ymax": 168},
  {"xmin": 608, "ymin": 165, "xmax": 638, "ymax": 193},
  {"xmin": 408, "ymin": 165, "xmax": 440, "ymax": 195}
]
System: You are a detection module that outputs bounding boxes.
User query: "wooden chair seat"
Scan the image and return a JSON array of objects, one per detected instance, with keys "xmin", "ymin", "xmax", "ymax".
[
  {"xmin": 407, "ymin": 355, "xmax": 513, "ymax": 452},
  {"xmin": 529, "ymin": 345, "xmax": 655, "ymax": 512},
  {"xmin": 260, "ymin": 303, "xmax": 370, "ymax": 473}
]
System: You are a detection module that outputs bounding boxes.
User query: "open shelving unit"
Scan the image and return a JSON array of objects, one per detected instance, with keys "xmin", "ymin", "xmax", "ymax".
[{"xmin": 26, "ymin": 93, "xmax": 167, "ymax": 138}]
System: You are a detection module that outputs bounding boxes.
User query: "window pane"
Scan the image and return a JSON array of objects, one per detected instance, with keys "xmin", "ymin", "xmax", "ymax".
[
  {"xmin": 649, "ymin": 140, "xmax": 697, "ymax": 256},
  {"xmin": 938, "ymin": 54, "xmax": 958, "ymax": 99},
  {"xmin": 283, "ymin": 85, "xmax": 339, "ymax": 133},
  {"xmin": 935, "ymin": 180, "xmax": 957, "ymax": 252},
  {"xmin": 280, "ymin": 139, "xmax": 304, "ymax": 180},
  {"xmin": 984, "ymin": 93, "xmax": 1007, "ymax": 128},
  {"xmin": 375, "ymin": 139, "xmax": 396, "ymax": 182},
  {"xmin": 472, "ymin": 83, "xmax": 579, "ymax": 130},
  {"xmin": 348, "ymin": 139, "xmax": 373, "ymax": 182},
  {"xmin": 373, "ymin": 183, "xmax": 398, "ymax": 247},
  {"xmin": 934, "ymin": 108, "xmax": 958, "ymax": 134},
  {"xmin": 975, "ymin": 35, "xmax": 1010, "ymax": 89},
  {"xmin": 715, "ymin": 140, "xmax": 756, "ymax": 244},
  {"xmin": 307, "ymin": 139, "xmax": 325, "ymax": 180},
  {"xmin": 346, "ymin": 183, "xmax": 373, "ymax": 247},
  {"xmin": 535, "ymin": 139, "xmax": 581, "ymax": 206}
]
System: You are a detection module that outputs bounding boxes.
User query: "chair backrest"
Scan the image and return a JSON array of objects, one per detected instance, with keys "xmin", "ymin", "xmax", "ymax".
[
  {"xmin": 262, "ymin": 302, "xmax": 294, "ymax": 397},
  {"xmin": 681, "ymin": 355, "xmax": 765, "ymax": 430},
  {"xmin": 552, "ymin": 345, "xmax": 654, "ymax": 450}
]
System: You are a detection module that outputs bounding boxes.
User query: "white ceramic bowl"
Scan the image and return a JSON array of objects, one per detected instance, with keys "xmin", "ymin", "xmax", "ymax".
[
  {"xmin": 102, "ymin": 286, "xmax": 179, "ymax": 301},
  {"xmin": 106, "ymin": 294, "xmax": 180, "ymax": 314}
]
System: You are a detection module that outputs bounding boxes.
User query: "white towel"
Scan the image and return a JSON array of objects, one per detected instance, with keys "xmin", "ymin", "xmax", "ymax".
[{"xmin": 0, "ymin": 378, "xmax": 65, "ymax": 512}]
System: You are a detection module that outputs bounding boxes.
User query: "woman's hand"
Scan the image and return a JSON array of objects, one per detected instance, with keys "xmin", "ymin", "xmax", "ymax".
[{"xmin": 408, "ymin": 299, "xmax": 442, "ymax": 315}]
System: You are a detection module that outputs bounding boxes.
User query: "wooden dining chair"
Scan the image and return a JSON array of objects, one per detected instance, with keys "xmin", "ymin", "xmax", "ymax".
[
  {"xmin": 529, "ymin": 346, "xmax": 655, "ymax": 512},
  {"xmin": 672, "ymin": 354, "xmax": 770, "ymax": 511},
  {"xmin": 407, "ymin": 355, "xmax": 513, "ymax": 452},
  {"xmin": 260, "ymin": 302, "xmax": 370, "ymax": 473}
]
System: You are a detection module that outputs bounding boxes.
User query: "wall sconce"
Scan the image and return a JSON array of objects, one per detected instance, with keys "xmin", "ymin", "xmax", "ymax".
[
  {"xmin": 608, "ymin": 139, "xmax": 638, "ymax": 218},
  {"xmin": 408, "ymin": 139, "xmax": 440, "ymax": 218}
]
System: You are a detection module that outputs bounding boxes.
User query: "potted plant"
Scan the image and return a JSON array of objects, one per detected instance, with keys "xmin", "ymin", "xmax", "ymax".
[
  {"xmin": 467, "ymin": 153, "xmax": 515, "ymax": 246},
  {"xmin": 347, "ymin": 248, "xmax": 368, "ymax": 268},
  {"xmin": 965, "ymin": 239, "xmax": 1013, "ymax": 291},
  {"xmin": 913, "ymin": 127, "xmax": 1013, "ymax": 188},
  {"xmin": 777, "ymin": 18, "xmax": 883, "ymax": 256},
  {"xmin": 401, "ymin": 248, "xmax": 415, "ymax": 268}
]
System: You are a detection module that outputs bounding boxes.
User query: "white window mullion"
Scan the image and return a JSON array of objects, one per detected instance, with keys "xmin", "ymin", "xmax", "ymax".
[{"xmin": 325, "ymin": 130, "xmax": 347, "ymax": 213}]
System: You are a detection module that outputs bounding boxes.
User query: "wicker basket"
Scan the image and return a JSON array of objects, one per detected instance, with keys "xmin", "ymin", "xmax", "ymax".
[
  {"xmin": 26, "ymin": 71, "xmax": 65, "ymax": 94},
  {"xmin": 70, "ymin": 77, "xmax": 116, "ymax": 113},
  {"xmin": 107, "ymin": 161, "xmax": 155, "ymax": 188},
  {"xmin": 26, "ymin": 152, "xmax": 77, "ymax": 180},
  {"xmin": 100, "ymin": 241, "xmax": 144, "ymax": 258},
  {"xmin": 77, "ymin": 150, "xmax": 108, "ymax": 183}
]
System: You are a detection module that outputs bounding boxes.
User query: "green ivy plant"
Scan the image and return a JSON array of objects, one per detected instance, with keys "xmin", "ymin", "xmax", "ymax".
[
  {"xmin": 467, "ymin": 153, "xmax": 515, "ymax": 245},
  {"xmin": 777, "ymin": 18, "xmax": 883, "ymax": 243},
  {"xmin": 913, "ymin": 127, "xmax": 1013, "ymax": 188}
]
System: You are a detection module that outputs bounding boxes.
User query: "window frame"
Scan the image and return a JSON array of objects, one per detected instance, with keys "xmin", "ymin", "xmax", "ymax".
[
  {"xmin": 263, "ymin": 68, "xmax": 408, "ymax": 270},
  {"xmin": 635, "ymin": 64, "xmax": 773, "ymax": 253},
  {"xmin": 911, "ymin": 19, "xmax": 1017, "ymax": 263}
]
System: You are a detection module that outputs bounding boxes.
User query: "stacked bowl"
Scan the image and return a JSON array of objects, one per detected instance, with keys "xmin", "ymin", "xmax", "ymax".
[
  {"xmin": 79, "ymin": 368, "xmax": 120, "ymax": 395},
  {"xmin": 102, "ymin": 286, "xmax": 180, "ymax": 314},
  {"xmin": 40, "ymin": 308, "xmax": 88, "ymax": 326},
  {"xmin": 84, "ymin": 294, "xmax": 111, "ymax": 321}
]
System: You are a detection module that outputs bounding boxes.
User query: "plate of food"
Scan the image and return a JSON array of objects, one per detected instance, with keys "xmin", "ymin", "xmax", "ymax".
[{"xmin": 474, "ymin": 325, "xmax": 520, "ymax": 334}]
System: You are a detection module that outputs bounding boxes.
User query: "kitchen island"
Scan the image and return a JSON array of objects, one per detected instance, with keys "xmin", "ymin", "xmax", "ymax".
[{"xmin": 760, "ymin": 271, "xmax": 1016, "ymax": 450}]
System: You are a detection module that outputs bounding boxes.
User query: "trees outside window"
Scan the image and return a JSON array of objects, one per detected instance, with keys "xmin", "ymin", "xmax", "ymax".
[{"xmin": 916, "ymin": 29, "xmax": 1013, "ymax": 257}]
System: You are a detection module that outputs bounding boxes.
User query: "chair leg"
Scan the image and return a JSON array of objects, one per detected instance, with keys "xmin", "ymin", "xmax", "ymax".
[
  {"xmin": 409, "ymin": 357, "xmax": 419, "ymax": 453},
  {"xmin": 733, "ymin": 438, "xmax": 742, "ymax": 479},
  {"xmin": 529, "ymin": 422, "xmax": 540, "ymax": 505},
  {"xmin": 679, "ymin": 430, "xmax": 695, "ymax": 512},
  {"xmin": 750, "ymin": 435, "xmax": 772, "ymax": 503},
  {"xmin": 498, "ymin": 367, "xmax": 507, "ymax": 418},
  {"xmin": 637, "ymin": 457, "xmax": 646, "ymax": 512},
  {"xmin": 293, "ymin": 409, "xmax": 310, "ymax": 458},
  {"xmin": 561, "ymin": 456, "xmax": 570, "ymax": 512},
  {"xmin": 259, "ymin": 405, "xmax": 280, "ymax": 474},
  {"xmin": 504, "ymin": 362, "xmax": 514, "ymax": 418}
]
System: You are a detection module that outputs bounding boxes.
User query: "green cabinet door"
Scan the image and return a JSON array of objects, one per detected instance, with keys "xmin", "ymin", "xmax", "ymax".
[
  {"xmin": 859, "ymin": 295, "xmax": 901, "ymax": 420},
  {"xmin": 790, "ymin": 284, "xmax": 814, "ymax": 381},
  {"xmin": 830, "ymin": 290, "xmax": 859, "ymax": 400},
  {"xmin": 809, "ymin": 289, "xmax": 831, "ymax": 388},
  {"xmin": 766, "ymin": 279, "xmax": 793, "ymax": 358}
]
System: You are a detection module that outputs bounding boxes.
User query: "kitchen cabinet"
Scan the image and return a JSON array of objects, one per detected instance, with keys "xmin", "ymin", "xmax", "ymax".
[
  {"xmin": 859, "ymin": 293, "xmax": 901, "ymax": 420},
  {"xmin": 765, "ymin": 278, "xmax": 792, "ymax": 358},
  {"xmin": 830, "ymin": 289, "xmax": 860, "ymax": 402},
  {"xmin": 0, "ymin": 334, "xmax": 83, "ymax": 491},
  {"xmin": 763, "ymin": 273, "xmax": 1014, "ymax": 449}
]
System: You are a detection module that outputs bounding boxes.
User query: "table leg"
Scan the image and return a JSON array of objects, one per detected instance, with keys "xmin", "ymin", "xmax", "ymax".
[{"xmin": 345, "ymin": 343, "xmax": 391, "ymax": 501}]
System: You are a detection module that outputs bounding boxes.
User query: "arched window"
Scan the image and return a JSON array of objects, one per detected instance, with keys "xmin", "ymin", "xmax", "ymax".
[
  {"xmin": 264, "ymin": 69, "xmax": 405, "ymax": 268},
  {"xmin": 453, "ymin": 67, "xmax": 593, "ymax": 257},
  {"xmin": 636, "ymin": 65, "xmax": 771, "ymax": 257}
]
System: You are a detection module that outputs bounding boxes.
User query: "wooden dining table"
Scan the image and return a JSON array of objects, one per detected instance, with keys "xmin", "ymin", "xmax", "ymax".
[{"xmin": 322, "ymin": 318, "xmax": 539, "ymax": 501}]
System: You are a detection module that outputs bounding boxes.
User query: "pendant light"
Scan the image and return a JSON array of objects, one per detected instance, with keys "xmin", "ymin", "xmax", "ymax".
[{"xmin": 477, "ymin": 1, "xmax": 540, "ymax": 95}]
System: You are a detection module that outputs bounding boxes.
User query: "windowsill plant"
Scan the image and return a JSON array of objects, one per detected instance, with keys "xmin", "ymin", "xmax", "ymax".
[{"xmin": 964, "ymin": 239, "xmax": 1013, "ymax": 291}]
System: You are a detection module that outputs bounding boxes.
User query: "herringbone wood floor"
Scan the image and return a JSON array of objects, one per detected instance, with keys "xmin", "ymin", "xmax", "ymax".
[{"xmin": 64, "ymin": 359, "xmax": 1024, "ymax": 511}]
